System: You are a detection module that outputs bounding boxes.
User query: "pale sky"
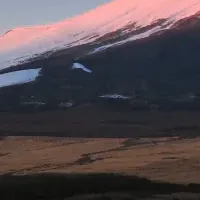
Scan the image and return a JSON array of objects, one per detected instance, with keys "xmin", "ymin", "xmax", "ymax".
[{"xmin": 0, "ymin": 0, "xmax": 111, "ymax": 35}]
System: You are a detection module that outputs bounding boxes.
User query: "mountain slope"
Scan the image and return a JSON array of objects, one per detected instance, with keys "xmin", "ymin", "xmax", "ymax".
[
  {"xmin": 0, "ymin": 0, "xmax": 200, "ymax": 114},
  {"xmin": 1, "ymin": 0, "xmax": 200, "ymax": 70},
  {"xmin": 1, "ymin": 1, "xmax": 200, "ymax": 138}
]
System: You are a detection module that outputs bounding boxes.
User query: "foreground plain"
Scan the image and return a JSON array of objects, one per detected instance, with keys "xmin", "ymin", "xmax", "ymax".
[{"xmin": 1, "ymin": 136, "xmax": 200, "ymax": 184}]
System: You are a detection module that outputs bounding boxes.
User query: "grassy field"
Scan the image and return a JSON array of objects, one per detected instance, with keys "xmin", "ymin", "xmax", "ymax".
[{"xmin": 1, "ymin": 136, "xmax": 200, "ymax": 184}]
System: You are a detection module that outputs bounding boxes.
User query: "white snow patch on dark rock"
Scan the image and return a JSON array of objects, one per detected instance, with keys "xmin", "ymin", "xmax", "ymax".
[{"xmin": 72, "ymin": 63, "xmax": 92, "ymax": 73}]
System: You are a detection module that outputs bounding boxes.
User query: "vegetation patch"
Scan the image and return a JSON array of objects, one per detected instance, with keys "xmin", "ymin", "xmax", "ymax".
[{"xmin": 0, "ymin": 173, "xmax": 200, "ymax": 200}]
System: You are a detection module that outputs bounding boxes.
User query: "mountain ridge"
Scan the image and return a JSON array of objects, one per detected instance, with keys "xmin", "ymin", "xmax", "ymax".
[{"xmin": 1, "ymin": 0, "xmax": 200, "ymax": 70}]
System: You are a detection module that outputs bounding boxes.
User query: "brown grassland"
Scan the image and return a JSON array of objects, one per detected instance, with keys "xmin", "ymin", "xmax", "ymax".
[
  {"xmin": 1, "ymin": 136, "xmax": 200, "ymax": 199},
  {"xmin": 1, "ymin": 136, "xmax": 200, "ymax": 184}
]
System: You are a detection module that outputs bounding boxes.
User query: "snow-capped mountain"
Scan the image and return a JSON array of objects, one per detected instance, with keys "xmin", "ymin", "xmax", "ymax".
[
  {"xmin": 1, "ymin": 0, "xmax": 200, "ymax": 113},
  {"xmin": 1, "ymin": 0, "xmax": 200, "ymax": 138},
  {"xmin": 1, "ymin": 0, "xmax": 200, "ymax": 70}
]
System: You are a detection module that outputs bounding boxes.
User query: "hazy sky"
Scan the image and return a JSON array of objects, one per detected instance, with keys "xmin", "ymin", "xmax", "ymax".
[{"xmin": 0, "ymin": 0, "xmax": 111, "ymax": 35}]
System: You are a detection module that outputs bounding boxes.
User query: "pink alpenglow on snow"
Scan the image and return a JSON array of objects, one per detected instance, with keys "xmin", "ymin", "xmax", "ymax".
[{"xmin": 1, "ymin": 0, "xmax": 200, "ymax": 70}]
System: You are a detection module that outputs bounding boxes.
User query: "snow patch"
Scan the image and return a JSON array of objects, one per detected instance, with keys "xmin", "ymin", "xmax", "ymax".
[
  {"xmin": 72, "ymin": 63, "xmax": 92, "ymax": 73},
  {"xmin": 89, "ymin": 25, "xmax": 171, "ymax": 54},
  {"xmin": 0, "ymin": 68, "xmax": 41, "ymax": 88},
  {"xmin": 59, "ymin": 102, "xmax": 73, "ymax": 108},
  {"xmin": 99, "ymin": 94, "xmax": 130, "ymax": 100},
  {"xmin": 21, "ymin": 102, "xmax": 46, "ymax": 106}
]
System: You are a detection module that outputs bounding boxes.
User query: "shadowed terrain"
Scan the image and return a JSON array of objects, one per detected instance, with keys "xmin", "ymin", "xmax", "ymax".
[
  {"xmin": 1, "ymin": 173, "xmax": 200, "ymax": 200},
  {"xmin": 1, "ymin": 110, "xmax": 200, "ymax": 138}
]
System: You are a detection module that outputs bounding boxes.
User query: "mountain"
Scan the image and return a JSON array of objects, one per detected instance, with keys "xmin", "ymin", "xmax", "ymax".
[
  {"xmin": 1, "ymin": 0, "xmax": 200, "ymax": 70},
  {"xmin": 1, "ymin": 0, "xmax": 200, "ymax": 114}
]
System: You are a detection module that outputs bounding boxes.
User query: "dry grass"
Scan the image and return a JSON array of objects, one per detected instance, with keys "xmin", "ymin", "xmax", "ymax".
[{"xmin": 1, "ymin": 136, "xmax": 200, "ymax": 184}]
